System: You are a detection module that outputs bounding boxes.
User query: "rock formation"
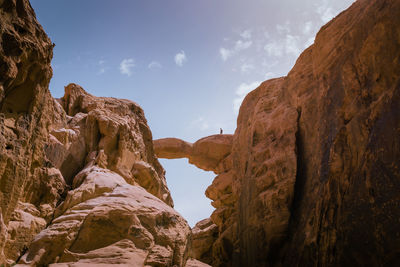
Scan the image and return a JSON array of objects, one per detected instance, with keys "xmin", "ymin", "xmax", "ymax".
[
  {"xmin": 15, "ymin": 84, "xmax": 192, "ymax": 266},
  {"xmin": 189, "ymin": 218, "xmax": 218, "ymax": 265},
  {"xmin": 157, "ymin": 0, "xmax": 400, "ymax": 266},
  {"xmin": 0, "ymin": 0, "xmax": 64, "ymax": 264},
  {"xmin": 1, "ymin": 0, "xmax": 400, "ymax": 266},
  {"xmin": 154, "ymin": 134, "xmax": 233, "ymax": 173},
  {"xmin": 0, "ymin": 1, "xmax": 192, "ymax": 266}
]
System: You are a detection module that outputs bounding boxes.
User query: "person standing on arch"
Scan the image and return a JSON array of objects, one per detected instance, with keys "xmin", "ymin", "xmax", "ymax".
[{"xmin": 220, "ymin": 128, "xmax": 223, "ymax": 134}]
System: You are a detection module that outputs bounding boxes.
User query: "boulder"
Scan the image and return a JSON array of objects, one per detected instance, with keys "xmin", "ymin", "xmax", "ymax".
[{"xmin": 18, "ymin": 166, "xmax": 191, "ymax": 266}]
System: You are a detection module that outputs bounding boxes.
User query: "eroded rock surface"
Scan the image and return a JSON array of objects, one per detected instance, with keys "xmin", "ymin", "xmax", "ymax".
[
  {"xmin": 156, "ymin": 0, "xmax": 400, "ymax": 266},
  {"xmin": 189, "ymin": 218, "xmax": 218, "ymax": 265},
  {"xmin": 0, "ymin": 0, "xmax": 66, "ymax": 264},
  {"xmin": 0, "ymin": 2, "xmax": 192, "ymax": 266},
  {"xmin": 154, "ymin": 134, "xmax": 233, "ymax": 173},
  {"xmin": 2, "ymin": 0, "xmax": 400, "ymax": 266},
  {"xmin": 50, "ymin": 83, "xmax": 173, "ymax": 206},
  {"xmin": 18, "ymin": 166, "xmax": 191, "ymax": 266},
  {"xmin": 204, "ymin": 0, "xmax": 400, "ymax": 266}
]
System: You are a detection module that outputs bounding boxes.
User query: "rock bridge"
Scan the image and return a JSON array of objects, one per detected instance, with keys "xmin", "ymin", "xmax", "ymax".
[{"xmin": 153, "ymin": 134, "xmax": 233, "ymax": 174}]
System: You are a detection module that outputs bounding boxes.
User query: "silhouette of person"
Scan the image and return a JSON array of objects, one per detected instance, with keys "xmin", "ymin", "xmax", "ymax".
[{"xmin": 220, "ymin": 128, "xmax": 223, "ymax": 134}]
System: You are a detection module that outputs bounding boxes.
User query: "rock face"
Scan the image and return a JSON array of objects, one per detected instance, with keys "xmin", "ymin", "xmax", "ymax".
[
  {"xmin": 157, "ymin": 0, "xmax": 400, "ymax": 266},
  {"xmin": 189, "ymin": 218, "xmax": 218, "ymax": 265},
  {"xmin": 54, "ymin": 83, "xmax": 173, "ymax": 206},
  {"xmin": 207, "ymin": 0, "xmax": 400, "ymax": 266},
  {"xmin": 154, "ymin": 134, "xmax": 233, "ymax": 173},
  {"xmin": 0, "ymin": 2, "xmax": 192, "ymax": 266},
  {"xmin": 0, "ymin": 0, "xmax": 65, "ymax": 264},
  {"xmin": 1, "ymin": 0, "xmax": 400, "ymax": 266},
  {"xmin": 18, "ymin": 166, "xmax": 190, "ymax": 266},
  {"xmin": 10, "ymin": 83, "xmax": 194, "ymax": 266}
]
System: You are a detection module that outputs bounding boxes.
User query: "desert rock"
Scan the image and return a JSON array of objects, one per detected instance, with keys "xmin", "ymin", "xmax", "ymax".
[
  {"xmin": 1, "ymin": 0, "xmax": 400, "ymax": 266},
  {"xmin": 0, "ymin": 0, "xmax": 66, "ymax": 263},
  {"xmin": 0, "ymin": 1, "xmax": 191, "ymax": 265},
  {"xmin": 18, "ymin": 166, "xmax": 191, "ymax": 266},
  {"xmin": 204, "ymin": 0, "xmax": 400, "ymax": 266},
  {"xmin": 154, "ymin": 134, "xmax": 233, "ymax": 173},
  {"xmin": 190, "ymin": 218, "xmax": 218, "ymax": 265},
  {"xmin": 156, "ymin": 0, "xmax": 400, "ymax": 266}
]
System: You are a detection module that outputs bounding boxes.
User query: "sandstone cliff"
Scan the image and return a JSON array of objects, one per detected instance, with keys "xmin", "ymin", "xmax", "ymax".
[
  {"xmin": 0, "ymin": 1, "xmax": 193, "ymax": 266},
  {"xmin": 156, "ymin": 0, "xmax": 400, "ymax": 266},
  {"xmin": 1, "ymin": 0, "xmax": 400, "ymax": 266},
  {"xmin": 0, "ymin": 0, "xmax": 64, "ymax": 263}
]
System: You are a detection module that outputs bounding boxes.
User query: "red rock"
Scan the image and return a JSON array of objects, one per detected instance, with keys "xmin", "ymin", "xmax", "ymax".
[
  {"xmin": 153, "ymin": 137, "xmax": 193, "ymax": 159},
  {"xmin": 190, "ymin": 218, "xmax": 218, "ymax": 265},
  {"xmin": 206, "ymin": 0, "xmax": 400, "ymax": 266},
  {"xmin": 18, "ymin": 166, "xmax": 191, "ymax": 266},
  {"xmin": 154, "ymin": 134, "xmax": 233, "ymax": 173}
]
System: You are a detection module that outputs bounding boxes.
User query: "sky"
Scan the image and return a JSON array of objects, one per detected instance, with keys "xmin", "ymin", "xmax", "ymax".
[{"xmin": 30, "ymin": 0, "xmax": 355, "ymax": 227}]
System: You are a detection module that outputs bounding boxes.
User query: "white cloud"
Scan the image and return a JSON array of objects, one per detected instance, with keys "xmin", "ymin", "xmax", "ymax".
[
  {"xmin": 192, "ymin": 116, "xmax": 209, "ymax": 131},
  {"xmin": 302, "ymin": 21, "xmax": 313, "ymax": 35},
  {"xmin": 316, "ymin": 1, "xmax": 356, "ymax": 24},
  {"xmin": 240, "ymin": 63, "xmax": 254, "ymax": 73},
  {"xmin": 285, "ymin": 34, "xmax": 301, "ymax": 56},
  {"xmin": 120, "ymin": 58, "xmax": 135, "ymax": 76},
  {"xmin": 264, "ymin": 34, "xmax": 301, "ymax": 58},
  {"xmin": 175, "ymin": 50, "xmax": 187, "ymax": 66},
  {"xmin": 148, "ymin": 61, "xmax": 162, "ymax": 69},
  {"xmin": 276, "ymin": 23, "xmax": 291, "ymax": 34},
  {"xmin": 317, "ymin": 0, "xmax": 336, "ymax": 23},
  {"xmin": 304, "ymin": 36, "xmax": 315, "ymax": 48},
  {"xmin": 220, "ymin": 47, "xmax": 233, "ymax": 61},
  {"xmin": 98, "ymin": 60, "xmax": 106, "ymax": 75},
  {"xmin": 240, "ymin": 29, "xmax": 252, "ymax": 39},
  {"xmin": 233, "ymin": 81, "xmax": 261, "ymax": 113},
  {"xmin": 264, "ymin": 42, "xmax": 283, "ymax": 57},
  {"xmin": 235, "ymin": 40, "xmax": 252, "ymax": 51},
  {"xmin": 220, "ymin": 40, "xmax": 252, "ymax": 61}
]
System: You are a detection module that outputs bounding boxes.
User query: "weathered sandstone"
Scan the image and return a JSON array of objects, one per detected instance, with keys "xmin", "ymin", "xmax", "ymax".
[
  {"xmin": 0, "ymin": 1, "xmax": 194, "ymax": 266},
  {"xmin": 52, "ymin": 83, "xmax": 173, "ymax": 206},
  {"xmin": 1, "ymin": 0, "xmax": 400, "ymax": 266},
  {"xmin": 0, "ymin": 0, "xmax": 66, "ymax": 264},
  {"xmin": 153, "ymin": 137, "xmax": 193, "ymax": 159},
  {"xmin": 18, "ymin": 166, "xmax": 191, "ymax": 266},
  {"xmin": 207, "ymin": 0, "xmax": 400, "ymax": 266},
  {"xmin": 189, "ymin": 218, "xmax": 218, "ymax": 265},
  {"xmin": 154, "ymin": 134, "xmax": 233, "ymax": 173},
  {"xmin": 156, "ymin": 0, "xmax": 400, "ymax": 266}
]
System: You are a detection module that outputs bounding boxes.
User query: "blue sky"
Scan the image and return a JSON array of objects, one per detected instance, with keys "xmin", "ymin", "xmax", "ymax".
[{"xmin": 30, "ymin": 0, "xmax": 354, "ymax": 227}]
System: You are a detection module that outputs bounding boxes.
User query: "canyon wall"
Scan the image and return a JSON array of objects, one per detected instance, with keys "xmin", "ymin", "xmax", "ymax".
[
  {"xmin": 0, "ymin": 0, "xmax": 399, "ymax": 266},
  {"xmin": 156, "ymin": 0, "xmax": 400, "ymax": 266},
  {"xmin": 209, "ymin": 0, "xmax": 400, "ymax": 265},
  {"xmin": 0, "ymin": 1, "xmax": 194, "ymax": 266},
  {"xmin": 0, "ymin": 0, "xmax": 63, "ymax": 263}
]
